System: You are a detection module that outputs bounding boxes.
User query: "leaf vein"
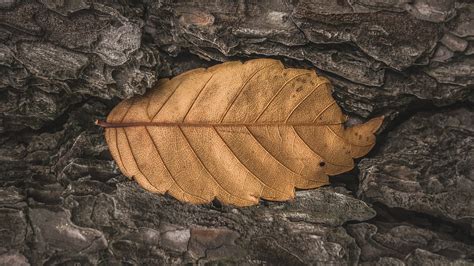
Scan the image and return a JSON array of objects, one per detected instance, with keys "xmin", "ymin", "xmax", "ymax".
[
  {"xmin": 151, "ymin": 80, "xmax": 185, "ymax": 121},
  {"xmin": 245, "ymin": 126, "xmax": 305, "ymax": 179},
  {"xmin": 285, "ymin": 80, "xmax": 330, "ymax": 122},
  {"xmin": 291, "ymin": 126, "xmax": 353, "ymax": 168},
  {"xmin": 144, "ymin": 126, "xmax": 207, "ymax": 201},
  {"xmin": 182, "ymin": 73, "xmax": 215, "ymax": 122},
  {"xmin": 312, "ymin": 100, "xmax": 336, "ymax": 122},
  {"xmin": 111, "ymin": 100, "xmax": 135, "ymax": 177},
  {"xmin": 178, "ymin": 126, "xmax": 254, "ymax": 204},
  {"xmin": 212, "ymin": 126, "xmax": 291, "ymax": 198},
  {"xmin": 325, "ymin": 125, "xmax": 374, "ymax": 148},
  {"xmin": 122, "ymin": 128, "xmax": 162, "ymax": 192},
  {"xmin": 219, "ymin": 62, "xmax": 279, "ymax": 123},
  {"xmin": 120, "ymin": 98, "xmax": 135, "ymax": 123},
  {"xmin": 113, "ymin": 128, "xmax": 129, "ymax": 176},
  {"xmin": 254, "ymin": 72, "xmax": 312, "ymax": 122}
]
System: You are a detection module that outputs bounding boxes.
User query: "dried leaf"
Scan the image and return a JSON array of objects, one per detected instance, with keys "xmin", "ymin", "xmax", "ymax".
[{"xmin": 98, "ymin": 59, "xmax": 383, "ymax": 206}]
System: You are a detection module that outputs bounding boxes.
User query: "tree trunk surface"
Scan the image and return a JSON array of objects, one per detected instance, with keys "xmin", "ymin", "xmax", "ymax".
[{"xmin": 0, "ymin": 1, "xmax": 473, "ymax": 265}]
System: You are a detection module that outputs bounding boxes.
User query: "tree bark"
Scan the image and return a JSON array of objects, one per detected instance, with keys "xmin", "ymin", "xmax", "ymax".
[{"xmin": 0, "ymin": 0, "xmax": 472, "ymax": 264}]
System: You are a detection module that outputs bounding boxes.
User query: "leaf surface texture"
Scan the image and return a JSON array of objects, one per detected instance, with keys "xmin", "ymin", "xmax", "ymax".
[{"xmin": 102, "ymin": 59, "xmax": 383, "ymax": 206}]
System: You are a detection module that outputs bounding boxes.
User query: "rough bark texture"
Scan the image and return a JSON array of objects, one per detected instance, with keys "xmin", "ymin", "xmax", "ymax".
[{"xmin": 0, "ymin": 0, "xmax": 473, "ymax": 265}]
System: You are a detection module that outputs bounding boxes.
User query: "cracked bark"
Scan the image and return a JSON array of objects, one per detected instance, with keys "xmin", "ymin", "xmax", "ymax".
[{"xmin": 0, "ymin": 0, "xmax": 473, "ymax": 265}]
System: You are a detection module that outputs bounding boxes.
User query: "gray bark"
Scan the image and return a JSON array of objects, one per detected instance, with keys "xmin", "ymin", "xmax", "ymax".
[{"xmin": 0, "ymin": 0, "xmax": 473, "ymax": 265}]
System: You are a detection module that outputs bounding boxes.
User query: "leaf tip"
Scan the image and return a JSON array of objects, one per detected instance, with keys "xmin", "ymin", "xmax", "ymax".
[{"xmin": 369, "ymin": 115, "xmax": 384, "ymax": 133}]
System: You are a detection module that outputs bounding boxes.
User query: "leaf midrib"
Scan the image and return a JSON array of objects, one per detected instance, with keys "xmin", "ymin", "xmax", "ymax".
[{"xmin": 96, "ymin": 121, "xmax": 344, "ymax": 128}]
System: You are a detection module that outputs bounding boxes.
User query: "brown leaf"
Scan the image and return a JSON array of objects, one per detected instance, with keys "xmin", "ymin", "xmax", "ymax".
[{"xmin": 98, "ymin": 59, "xmax": 383, "ymax": 206}]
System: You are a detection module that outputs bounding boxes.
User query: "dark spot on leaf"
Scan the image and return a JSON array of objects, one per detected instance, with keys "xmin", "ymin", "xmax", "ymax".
[{"xmin": 211, "ymin": 198, "xmax": 223, "ymax": 209}]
